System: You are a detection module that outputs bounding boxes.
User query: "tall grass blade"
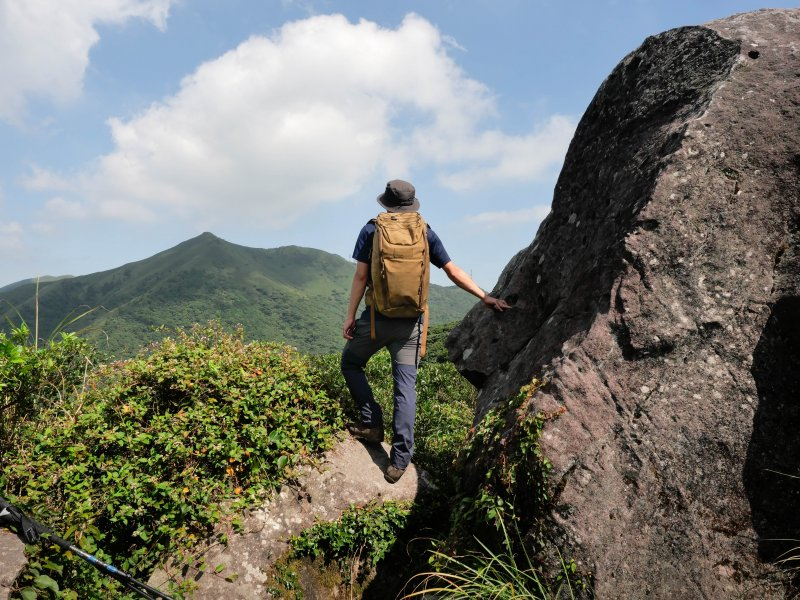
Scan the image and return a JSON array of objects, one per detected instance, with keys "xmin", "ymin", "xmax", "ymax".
[
  {"xmin": 34, "ymin": 276, "xmax": 39, "ymax": 350},
  {"xmin": 402, "ymin": 514, "xmax": 574, "ymax": 599}
]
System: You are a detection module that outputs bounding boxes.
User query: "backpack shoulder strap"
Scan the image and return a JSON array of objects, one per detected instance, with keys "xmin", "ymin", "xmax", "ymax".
[{"xmin": 366, "ymin": 217, "xmax": 378, "ymax": 341}]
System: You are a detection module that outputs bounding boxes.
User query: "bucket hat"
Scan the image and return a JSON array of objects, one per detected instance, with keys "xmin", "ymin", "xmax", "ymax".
[{"xmin": 376, "ymin": 180, "xmax": 420, "ymax": 212}]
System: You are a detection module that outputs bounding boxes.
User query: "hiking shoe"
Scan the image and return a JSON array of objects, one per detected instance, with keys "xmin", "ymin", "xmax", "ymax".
[
  {"xmin": 384, "ymin": 464, "xmax": 406, "ymax": 484},
  {"xmin": 347, "ymin": 423, "xmax": 383, "ymax": 444}
]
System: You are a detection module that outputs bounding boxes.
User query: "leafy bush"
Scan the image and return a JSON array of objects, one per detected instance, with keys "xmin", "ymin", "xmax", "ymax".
[
  {"xmin": 1, "ymin": 323, "xmax": 344, "ymax": 598},
  {"xmin": 419, "ymin": 321, "xmax": 456, "ymax": 364},
  {"xmin": 453, "ymin": 379, "xmax": 559, "ymax": 536},
  {"xmin": 414, "ymin": 361, "xmax": 477, "ymax": 481},
  {"xmin": 400, "ymin": 381, "xmax": 592, "ymax": 600},
  {"xmin": 289, "ymin": 501, "xmax": 412, "ymax": 582},
  {"xmin": 0, "ymin": 323, "xmax": 96, "ymax": 453}
]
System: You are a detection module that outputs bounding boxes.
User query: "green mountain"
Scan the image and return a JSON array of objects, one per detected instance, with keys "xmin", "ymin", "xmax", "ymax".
[
  {"xmin": 0, "ymin": 275, "xmax": 73, "ymax": 293},
  {"xmin": 0, "ymin": 233, "xmax": 477, "ymax": 356}
]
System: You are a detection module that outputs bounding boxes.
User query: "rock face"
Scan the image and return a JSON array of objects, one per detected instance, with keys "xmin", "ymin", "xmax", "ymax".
[
  {"xmin": 149, "ymin": 437, "xmax": 433, "ymax": 599},
  {"xmin": 0, "ymin": 531, "xmax": 26, "ymax": 600},
  {"xmin": 448, "ymin": 9, "xmax": 799, "ymax": 599}
]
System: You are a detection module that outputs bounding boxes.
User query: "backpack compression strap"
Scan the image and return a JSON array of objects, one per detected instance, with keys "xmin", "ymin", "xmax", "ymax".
[{"xmin": 419, "ymin": 304, "xmax": 429, "ymax": 359}]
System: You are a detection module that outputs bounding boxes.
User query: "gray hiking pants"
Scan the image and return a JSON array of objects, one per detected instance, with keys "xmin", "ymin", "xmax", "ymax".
[{"xmin": 340, "ymin": 311, "xmax": 422, "ymax": 470}]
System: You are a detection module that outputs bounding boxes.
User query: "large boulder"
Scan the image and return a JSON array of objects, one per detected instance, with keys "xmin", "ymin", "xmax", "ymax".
[{"xmin": 448, "ymin": 9, "xmax": 800, "ymax": 599}]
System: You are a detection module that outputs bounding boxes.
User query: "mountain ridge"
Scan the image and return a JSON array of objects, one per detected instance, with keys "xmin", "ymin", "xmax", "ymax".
[
  {"xmin": 1, "ymin": 233, "xmax": 476, "ymax": 356},
  {"xmin": 0, "ymin": 275, "xmax": 74, "ymax": 294}
]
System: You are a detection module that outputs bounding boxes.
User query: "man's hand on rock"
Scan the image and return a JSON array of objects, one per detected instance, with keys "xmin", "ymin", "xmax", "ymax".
[{"xmin": 482, "ymin": 295, "xmax": 511, "ymax": 311}]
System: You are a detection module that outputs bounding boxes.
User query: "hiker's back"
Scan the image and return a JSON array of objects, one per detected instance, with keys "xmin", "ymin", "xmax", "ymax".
[{"xmin": 368, "ymin": 211, "xmax": 430, "ymax": 318}]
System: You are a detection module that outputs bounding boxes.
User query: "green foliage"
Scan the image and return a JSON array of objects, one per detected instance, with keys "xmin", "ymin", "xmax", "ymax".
[
  {"xmin": 420, "ymin": 321, "xmax": 458, "ymax": 364},
  {"xmin": 1, "ymin": 322, "xmax": 344, "ymax": 598},
  {"xmin": 289, "ymin": 501, "xmax": 413, "ymax": 583},
  {"xmin": 404, "ymin": 380, "xmax": 596, "ymax": 599},
  {"xmin": 14, "ymin": 554, "xmax": 66, "ymax": 600},
  {"xmin": 400, "ymin": 381, "xmax": 593, "ymax": 599},
  {"xmin": 271, "ymin": 374, "xmax": 589, "ymax": 599},
  {"xmin": 414, "ymin": 361, "xmax": 477, "ymax": 481},
  {"xmin": 404, "ymin": 515, "xmax": 581, "ymax": 599},
  {"xmin": 265, "ymin": 559, "xmax": 305, "ymax": 599},
  {"xmin": 453, "ymin": 379, "xmax": 561, "ymax": 535},
  {"xmin": 0, "ymin": 323, "xmax": 96, "ymax": 452},
  {"xmin": 1, "ymin": 311, "xmax": 585, "ymax": 599}
]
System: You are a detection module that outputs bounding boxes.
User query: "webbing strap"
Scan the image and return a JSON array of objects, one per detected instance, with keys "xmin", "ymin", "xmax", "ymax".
[
  {"xmin": 419, "ymin": 305, "xmax": 429, "ymax": 359},
  {"xmin": 370, "ymin": 303, "xmax": 376, "ymax": 341}
]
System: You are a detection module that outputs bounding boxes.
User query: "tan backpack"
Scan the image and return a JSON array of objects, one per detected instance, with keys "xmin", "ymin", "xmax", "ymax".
[{"xmin": 365, "ymin": 212, "xmax": 430, "ymax": 355}]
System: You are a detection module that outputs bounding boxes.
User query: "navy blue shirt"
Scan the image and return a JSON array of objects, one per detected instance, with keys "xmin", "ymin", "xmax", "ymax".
[
  {"xmin": 352, "ymin": 221, "xmax": 451, "ymax": 267},
  {"xmin": 352, "ymin": 218, "xmax": 451, "ymax": 321}
]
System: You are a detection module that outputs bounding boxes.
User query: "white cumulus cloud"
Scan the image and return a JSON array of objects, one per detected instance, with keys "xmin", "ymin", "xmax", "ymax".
[
  {"xmin": 0, "ymin": 0, "xmax": 174, "ymax": 124},
  {"xmin": 437, "ymin": 115, "xmax": 576, "ymax": 190},
  {"xmin": 32, "ymin": 13, "xmax": 575, "ymax": 229}
]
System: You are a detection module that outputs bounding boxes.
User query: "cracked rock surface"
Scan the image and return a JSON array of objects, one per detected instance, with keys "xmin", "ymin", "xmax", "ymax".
[{"xmin": 448, "ymin": 9, "xmax": 800, "ymax": 599}]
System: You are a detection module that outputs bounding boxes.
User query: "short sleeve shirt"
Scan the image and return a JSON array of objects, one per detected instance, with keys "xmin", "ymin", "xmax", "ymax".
[{"xmin": 351, "ymin": 220, "xmax": 451, "ymax": 268}]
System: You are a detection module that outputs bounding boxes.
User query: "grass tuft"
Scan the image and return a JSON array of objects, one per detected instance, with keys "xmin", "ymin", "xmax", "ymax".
[{"xmin": 403, "ymin": 516, "xmax": 577, "ymax": 600}]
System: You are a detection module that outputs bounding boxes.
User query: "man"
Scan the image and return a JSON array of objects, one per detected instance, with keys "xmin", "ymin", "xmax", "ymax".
[{"xmin": 341, "ymin": 179, "xmax": 511, "ymax": 484}]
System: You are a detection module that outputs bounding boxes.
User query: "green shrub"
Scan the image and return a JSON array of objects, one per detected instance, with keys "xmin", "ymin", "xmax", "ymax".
[
  {"xmin": 1, "ymin": 323, "xmax": 344, "ymax": 598},
  {"xmin": 418, "ymin": 321, "xmax": 456, "ymax": 364},
  {"xmin": 414, "ymin": 361, "xmax": 476, "ymax": 481},
  {"xmin": 0, "ymin": 324, "xmax": 97, "ymax": 453},
  {"xmin": 452, "ymin": 379, "xmax": 558, "ymax": 537},
  {"xmin": 288, "ymin": 501, "xmax": 412, "ymax": 584},
  {"xmin": 401, "ymin": 381, "xmax": 593, "ymax": 600}
]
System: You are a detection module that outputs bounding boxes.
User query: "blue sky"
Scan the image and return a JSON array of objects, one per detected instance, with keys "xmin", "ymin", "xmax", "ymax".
[{"xmin": 1, "ymin": 0, "xmax": 795, "ymax": 290}]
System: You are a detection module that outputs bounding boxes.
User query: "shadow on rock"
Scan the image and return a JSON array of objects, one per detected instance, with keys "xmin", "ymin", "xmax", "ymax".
[
  {"xmin": 746, "ymin": 297, "xmax": 800, "ymax": 562},
  {"xmin": 360, "ymin": 483, "xmax": 450, "ymax": 600},
  {"xmin": 356, "ymin": 440, "xmax": 391, "ymax": 472}
]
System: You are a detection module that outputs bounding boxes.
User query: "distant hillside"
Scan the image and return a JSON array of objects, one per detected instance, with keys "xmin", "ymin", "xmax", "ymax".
[
  {"xmin": 0, "ymin": 275, "xmax": 73, "ymax": 293},
  {"xmin": 0, "ymin": 233, "xmax": 477, "ymax": 356}
]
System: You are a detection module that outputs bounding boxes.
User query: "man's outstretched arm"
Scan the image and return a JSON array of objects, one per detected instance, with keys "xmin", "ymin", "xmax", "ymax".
[{"xmin": 442, "ymin": 262, "xmax": 511, "ymax": 311}]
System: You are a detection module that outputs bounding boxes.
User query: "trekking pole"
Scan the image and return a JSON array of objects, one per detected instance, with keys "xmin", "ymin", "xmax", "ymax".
[{"xmin": 0, "ymin": 496, "xmax": 175, "ymax": 600}]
